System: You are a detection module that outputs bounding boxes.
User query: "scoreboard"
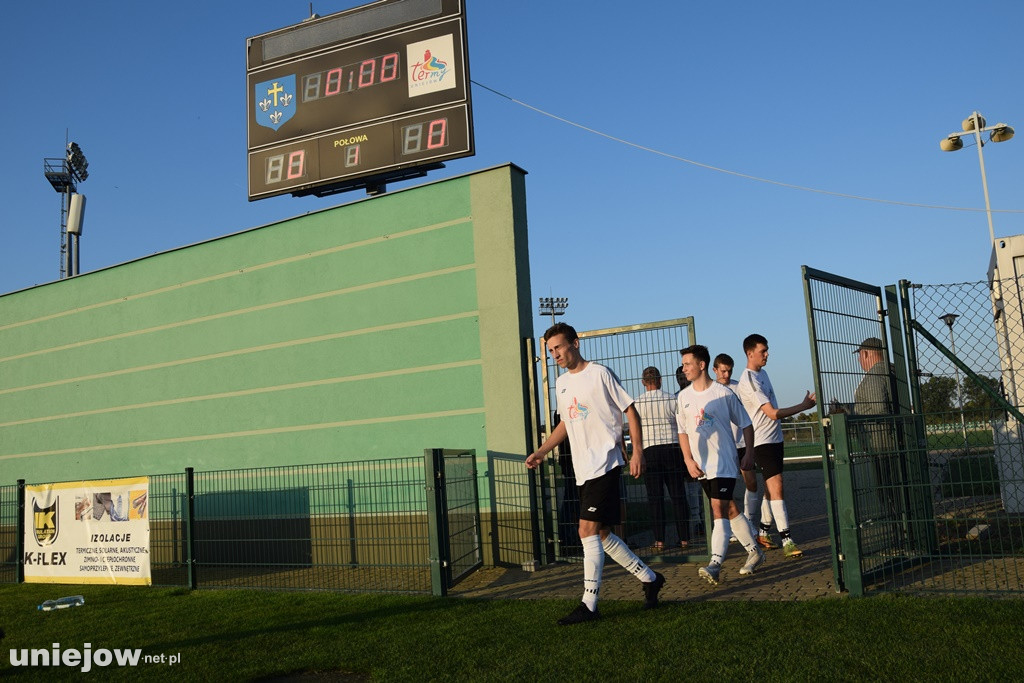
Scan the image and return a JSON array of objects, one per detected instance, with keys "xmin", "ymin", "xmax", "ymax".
[{"xmin": 246, "ymin": 0, "xmax": 473, "ymax": 200}]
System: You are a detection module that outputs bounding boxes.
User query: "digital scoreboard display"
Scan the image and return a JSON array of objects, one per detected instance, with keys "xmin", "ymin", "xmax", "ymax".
[{"xmin": 246, "ymin": 0, "xmax": 473, "ymax": 200}]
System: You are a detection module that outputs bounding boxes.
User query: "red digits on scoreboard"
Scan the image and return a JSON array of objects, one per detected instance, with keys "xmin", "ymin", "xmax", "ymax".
[
  {"xmin": 358, "ymin": 59, "xmax": 375, "ymax": 88},
  {"xmin": 303, "ymin": 52, "xmax": 401, "ymax": 101},
  {"xmin": 286, "ymin": 150, "xmax": 305, "ymax": 180},
  {"xmin": 325, "ymin": 68, "xmax": 343, "ymax": 97},
  {"xmin": 426, "ymin": 119, "xmax": 447, "ymax": 149},
  {"xmin": 380, "ymin": 53, "xmax": 399, "ymax": 82}
]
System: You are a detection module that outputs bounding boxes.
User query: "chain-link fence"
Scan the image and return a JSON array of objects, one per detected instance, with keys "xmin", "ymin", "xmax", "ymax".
[{"xmin": 894, "ymin": 278, "xmax": 1024, "ymax": 594}]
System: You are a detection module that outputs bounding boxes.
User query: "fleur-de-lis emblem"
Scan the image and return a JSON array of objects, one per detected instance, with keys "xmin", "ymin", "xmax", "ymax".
[{"xmin": 254, "ymin": 75, "xmax": 296, "ymax": 131}]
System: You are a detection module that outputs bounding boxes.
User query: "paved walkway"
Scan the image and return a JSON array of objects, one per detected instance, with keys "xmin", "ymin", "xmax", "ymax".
[{"xmin": 452, "ymin": 468, "xmax": 844, "ymax": 603}]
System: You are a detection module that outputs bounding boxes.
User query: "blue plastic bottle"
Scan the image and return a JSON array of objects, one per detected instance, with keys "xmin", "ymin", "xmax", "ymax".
[{"xmin": 38, "ymin": 595, "xmax": 85, "ymax": 611}]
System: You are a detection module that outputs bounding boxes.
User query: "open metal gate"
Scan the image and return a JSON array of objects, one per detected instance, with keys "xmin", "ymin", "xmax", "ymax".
[
  {"xmin": 805, "ymin": 267, "xmax": 1024, "ymax": 595},
  {"xmin": 802, "ymin": 267, "xmax": 932, "ymax": 594}
]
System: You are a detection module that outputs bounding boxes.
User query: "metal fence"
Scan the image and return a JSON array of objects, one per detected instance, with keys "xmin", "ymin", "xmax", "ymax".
[
  {"xmin": 0, "ymin": 483, "xmax": 18, "ymax": 584},
  {"xmin": 890, "ymin": 278, "xmax": 1024, "ymax": 595},
  {"xmin": 540, "ymin": 318, "xmax": 707, "ymax": 562},
  {"xmin": 2, "ymin": 450, "xmax": 481, "ymax": 596},
  {"xmin": 803, "ymin": 267, "xmax": 1024, "ymax": 596},
  {"xmin": 487, "ymin": 452, "xmax": 545, "ymax": 568}
]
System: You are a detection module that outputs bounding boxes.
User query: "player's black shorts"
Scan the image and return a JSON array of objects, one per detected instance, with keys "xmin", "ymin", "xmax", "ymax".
[
  {"xmin": 700, "ymin": 477, "xmax": 736, "ymax": 501},
  {"xmin": 578, "ymin": 466, "xmax": 622, "ymax": 525},
  {"xmin": 753, "ymin": 442, "xmax": 785, "ymax": 479}
]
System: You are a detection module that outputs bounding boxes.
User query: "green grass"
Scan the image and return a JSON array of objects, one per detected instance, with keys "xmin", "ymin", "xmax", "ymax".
[
  {"xmin": 784, "ymin": 442, "xmax": 824, "ymax": 458},
  {"xmin": 2, "ymin": 584, "xmax": 1022, "ymax": 681}
]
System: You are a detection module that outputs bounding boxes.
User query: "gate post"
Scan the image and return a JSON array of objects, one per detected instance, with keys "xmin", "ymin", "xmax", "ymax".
[
  {"xmin": 830, "ymin": 414, "xmax": 864, "ymax": 597},
  {"xmin": 185, "ymin": 467, "xmax": 197, "ymax": 590},
  {"xmin": 424, "ymin": 448, "xmax": 450, "ymax": 596},
  {"xmin": 16, "ymin": 480, "xmax": 25, "ymax": 584}
]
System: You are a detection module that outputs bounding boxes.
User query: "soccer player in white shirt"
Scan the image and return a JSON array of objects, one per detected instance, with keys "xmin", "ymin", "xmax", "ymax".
[
  {"xmin": 526, "ymin": 323, "xmax": 666, "ymax": 624},
  {"xmin": 714, "ymin": 353, "xmax": 761, "ymax": 544},
  {"xmin": 677, "ymin": 345, "xmax": 765, "ymax": 585},
  {"xmin": 736, "ymin": 334, "xmax": 816, "ymax": 557}
]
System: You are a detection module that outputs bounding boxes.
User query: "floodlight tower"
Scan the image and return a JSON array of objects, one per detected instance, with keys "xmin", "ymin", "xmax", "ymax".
[
  {"xmin": 538, "ymin": 297, "xmax": 569, "ymax": 328},
  {"xmin": 44, "ymin": 141, "xmax": 89, "ymax": 278}
]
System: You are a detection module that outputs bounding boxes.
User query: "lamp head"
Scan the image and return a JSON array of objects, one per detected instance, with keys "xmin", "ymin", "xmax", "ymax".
[
  {"xmin": 962, "ymin": 113, "xmax": 986, "ymax": 132},
  {"xmin": 940, "ymin": 135, "xmax": 963, "ymax": 152},
  {"xmin": 990, "ymin": 125, "xmax": 1015, "ymax": 143}
]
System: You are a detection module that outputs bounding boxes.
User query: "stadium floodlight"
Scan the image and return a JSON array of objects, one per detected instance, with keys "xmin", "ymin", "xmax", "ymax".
[
  {"xmin": 939, "ymin": 111, "xmax": 1014, "ymax": 244},
  {"xmin": 538, "ymin": 297, "xmax": 569, "ymax": 327},
  {"xmin": 67, "ymin": 142, "xmax": 89, "ymax": 182}
]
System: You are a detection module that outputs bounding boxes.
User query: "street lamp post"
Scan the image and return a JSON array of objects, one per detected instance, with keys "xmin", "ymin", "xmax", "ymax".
[
  {"xmin": 940, "ymin": 111, "xmax": 1014, "ymax": 245},
  {"xmin": 939, "ymin": 313, "xmax": 969, "ymax": 448}
]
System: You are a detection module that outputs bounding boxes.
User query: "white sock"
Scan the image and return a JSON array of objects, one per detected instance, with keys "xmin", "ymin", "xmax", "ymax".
[
  {"xmin": 730, "ymin": 512, "xmax": 758, "ymax": 554},
  {"xmin": 769, "ymin": 499, "xmax": 790, "ymax": 536},
  {"xmin": 602, "ymin": 533, "xmax": 656, "ymax": 582},
  {"xmin": 760, "ymin": 494, "xmax": 774, "ymax": 531},
  {"xmin": 744, "ymin": 489, "xmax": 761, "ymax": 522},
  {"xmin": 581, "ymin": 535, "xmax": 603, "ymax": 611},
  {"xmin": 711, "ymin": 518, "xmax": 730, "ymax": 566}
]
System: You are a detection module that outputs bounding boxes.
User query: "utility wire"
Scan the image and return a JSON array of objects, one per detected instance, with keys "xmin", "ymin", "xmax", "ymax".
[{"xmin": 472, "ymin": 80, "xmax": 1024, "ymax": 214}]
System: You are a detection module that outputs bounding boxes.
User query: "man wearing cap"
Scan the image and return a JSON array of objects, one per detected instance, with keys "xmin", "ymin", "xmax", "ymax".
[
  {"xmin": 852, "ymin": 337, "xmax": 892, "ymax": 419},
  {"xmin": 847, "ymin": 337, "xmax": 901, "ymax": 539}
]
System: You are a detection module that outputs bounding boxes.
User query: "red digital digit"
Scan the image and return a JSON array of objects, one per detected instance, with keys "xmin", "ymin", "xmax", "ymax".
[
  {"xmin": 286, "ymin": 150, "xmax": 305, "ymax": 179},
  {"xmin": 358, "ymin": 59, "xmax": 376, "ymax": 88},
  {"xmin": 426, "ymin": 119, "xmax": 448, "ymax": 149},
  {"xmin": 345, "ymin": 145, "xmax": 360, "ymax": 168},
  {"xmin": 325, "ymin": 68, "xmax": 342, "ymax": 96},
  {"xmin": 380, "ymin": 53, "xmax": 399, "ymax": 82}
]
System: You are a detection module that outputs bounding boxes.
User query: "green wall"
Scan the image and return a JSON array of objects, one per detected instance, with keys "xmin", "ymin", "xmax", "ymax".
[{"xmin": 0, "ymin": 165, "xmax": 534, "ymax": 490}]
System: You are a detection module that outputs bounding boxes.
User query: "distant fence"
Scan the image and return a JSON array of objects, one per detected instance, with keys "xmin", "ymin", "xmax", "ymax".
[
  {"xmin": 781, "ymin": 420, "xmax": 822, "ymax": 445},
  {"xmin": 1, "ymin": 450, "xmax": 481, "ymax": 597}
]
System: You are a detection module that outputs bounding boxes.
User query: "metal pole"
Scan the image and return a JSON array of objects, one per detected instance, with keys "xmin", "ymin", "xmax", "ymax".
[
  {"xmin": 62, "ymin": 184, "xmax": 71, "ymax": 278},
  {"xmin": 970, "ymin": 113, "xmax": 996, "ymax": 245},
  {"xmin": 947, "ymin": 325, "xmax": 968, "ymax": 448}
]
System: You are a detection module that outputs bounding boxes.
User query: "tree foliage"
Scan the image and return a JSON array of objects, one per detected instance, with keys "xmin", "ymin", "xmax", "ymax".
[
  {"xmin": 962, "ymin": 374, "xmax": 1004, "ymax": 419},
  {"xmin": 919, "ymin": 375, "xmax": 958, "ymax": 416}
]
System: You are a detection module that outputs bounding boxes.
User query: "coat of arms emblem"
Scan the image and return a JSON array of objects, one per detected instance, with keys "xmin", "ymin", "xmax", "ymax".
[{"xmin": 254, "ymin": 75, "xmax": 297, "ymax": 131}]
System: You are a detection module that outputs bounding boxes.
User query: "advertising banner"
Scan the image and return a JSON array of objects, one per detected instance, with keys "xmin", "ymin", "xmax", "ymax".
[{"xmin": 24, "ymin": 476, "xmax": 151, "ymax": 585}]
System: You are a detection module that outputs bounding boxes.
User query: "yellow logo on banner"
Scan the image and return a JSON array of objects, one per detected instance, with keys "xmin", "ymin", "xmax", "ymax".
[{"xmin": 33, "ymin": 499, "xmax": 59, "ymax": 546}]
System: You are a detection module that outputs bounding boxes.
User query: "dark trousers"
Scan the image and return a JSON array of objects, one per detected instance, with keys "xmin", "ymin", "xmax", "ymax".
[{"xmin": 644, "ymin": 444, "xmax": 691, "ymax": 543}]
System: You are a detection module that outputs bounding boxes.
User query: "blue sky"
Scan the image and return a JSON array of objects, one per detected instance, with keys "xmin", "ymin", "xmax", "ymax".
[{"xmin": 3, "ymin": 1, "xmax": 1023, "ymax": 407}]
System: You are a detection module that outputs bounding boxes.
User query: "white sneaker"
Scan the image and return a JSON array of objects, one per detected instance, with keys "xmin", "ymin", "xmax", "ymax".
[
  {"xmin": 729, "ymin": 535, "xmax": 739, "ymax": 543},
  {"xmin": 739, "ymin": 547, "xmax": 765, "ymax": 575},
  {"xmin": 698, "ymin": 563, "xmax": 721, "ymax": 586}
]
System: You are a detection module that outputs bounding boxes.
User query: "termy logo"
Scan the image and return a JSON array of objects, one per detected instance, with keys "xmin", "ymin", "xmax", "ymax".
[
  {"xmin": 567, "ymin": 397, "xmax": 590, "ymax": 421},
  {"xmin": 407, "ymin": 34, "xmax": 457, "ymax": 96},
  {"xmin": 33, "ymin": 497, "xmax": 58, "ymax": 547},
  {"xmin": 694, "ymin": 408, "xmax": 714, "ymax": 430},
  {"xmin": 254, "ymin": 74, "xmax": 297, "ymax": 131}
]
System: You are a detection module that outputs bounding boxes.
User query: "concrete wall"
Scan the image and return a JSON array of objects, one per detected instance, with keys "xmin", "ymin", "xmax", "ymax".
[{"xmin": 0, "ymin": 165, "xmax": 534, "ymax": 509}]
